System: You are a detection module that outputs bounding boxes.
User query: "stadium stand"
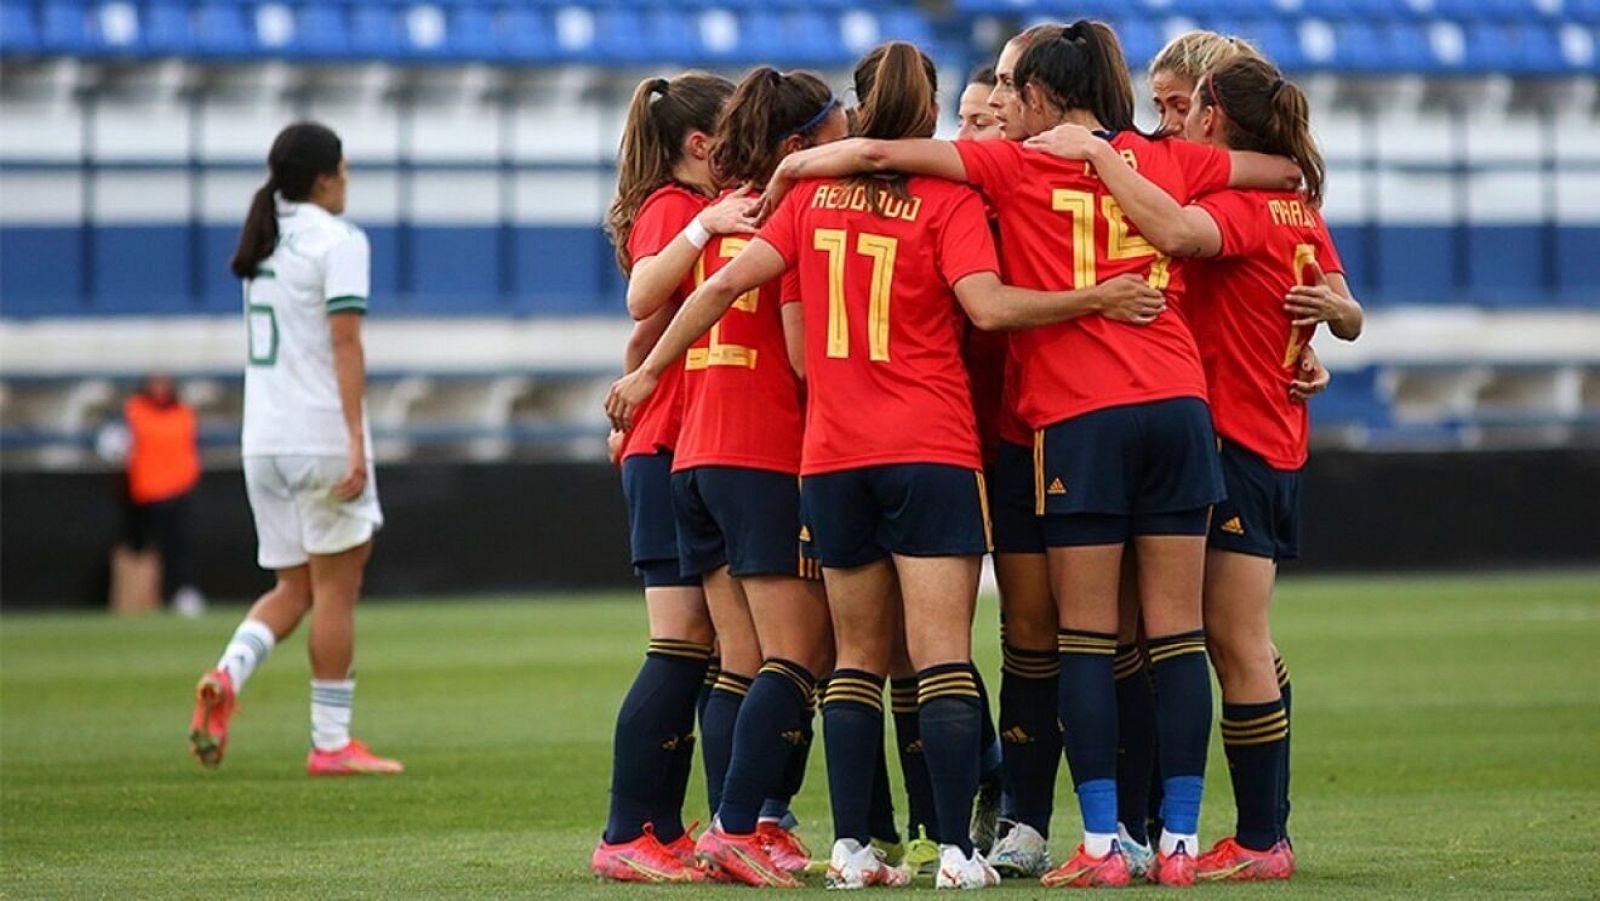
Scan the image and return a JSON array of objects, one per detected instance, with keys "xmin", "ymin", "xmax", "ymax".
[{"xmin": 2, "ymin": 0, "xmax": 1598, "ymax": 464}]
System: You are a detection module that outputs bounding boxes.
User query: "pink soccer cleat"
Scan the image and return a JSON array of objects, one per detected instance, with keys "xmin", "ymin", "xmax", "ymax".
[
  {"xmin": 591, "ymin": 824, "xmax": 702, "ymax": 884},
  {"xmin": 1040, "ymin": 844, "xmax": 1132, "ymax": 888},
  {"xmin": 188, "ymin": 668, "xmax": 237, "ymax": 769},
  {"xmin": 1195, "ymin": 836, "xmax": 1294, "ymax": 882},
  {"xmin": 1155, "ymin": 842, "xmax": 1198, "ymax": 887},
  {"xmin": 695, "ymin": 824, "xmax": 802, "ymax": 888},
  {"xmin": 757, "ymin": 821, "xmax": 814, "ymax": 873},
  {"xmin": 661, "ymin": 820, "xmax": 701, "ymax": 869},
  {"xmin": 305, "ymin": 739, "xmax": 404, "ymax": 776}
]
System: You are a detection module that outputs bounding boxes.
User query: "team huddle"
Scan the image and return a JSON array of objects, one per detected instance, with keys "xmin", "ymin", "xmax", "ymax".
[{"xmin": 596, "ymin": 17, "xmax": 1363, "ymax": 891}]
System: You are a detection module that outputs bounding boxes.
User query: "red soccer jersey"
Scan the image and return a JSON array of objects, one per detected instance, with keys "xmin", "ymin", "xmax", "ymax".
[
  {"xmin": 758, "ymin": 176, "xmax": 999, "ymax": 475},
  {"xmin": 673, "ymin": 190, "xmax": 806, "ymax": 474},
  {"xmin": 621, "ymin": 183, "xmax": 705, "ymax": 460},
  {"xmin": 954, "ymin": 134, "xmax": 1232, "ymax": 429},
  {"xmin": 1188, "ymin": 189, "xmax": 1345, "ymax": 470},
  {"xmin": 961, "ymin": 324, "xmax": 1006, "ymax": 464}
]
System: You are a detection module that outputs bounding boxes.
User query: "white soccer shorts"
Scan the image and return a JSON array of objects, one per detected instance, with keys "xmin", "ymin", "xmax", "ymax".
[{"xmin": 243, "ymin": 455, "xmax": 384, "ymax": 570}]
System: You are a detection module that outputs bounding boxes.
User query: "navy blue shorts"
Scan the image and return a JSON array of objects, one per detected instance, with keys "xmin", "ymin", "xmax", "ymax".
[
  {"xmin": 672, "ymin": 466, "xmax": 809, "ymax": 579},
  {"xmin": 990, "ymin": 440, "xmax": 1045, "ymax": 555},
  {"xmin": 1209, "ymin": 440, "xmax": 1303, "ymax": 561},
  {"xmin": 802, "ymin": 463, "xmax": 991, "ymax": 569},
  {"xmin": 1034, "ymin": 397, "xmax": 1226, "ymax": 547},
  {"xmin": 622, "ymin": 451, "xmax": 699, "ymax": 588}
]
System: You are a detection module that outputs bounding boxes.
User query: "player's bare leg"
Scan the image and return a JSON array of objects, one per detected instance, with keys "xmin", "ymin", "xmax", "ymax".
[
  {"xmin": 189, "ymin": 566, "xmax": 312, "ymax": 768},
  {"xmin": 304, "ymin": 540, "xmax": 400, "ymax": 775}
]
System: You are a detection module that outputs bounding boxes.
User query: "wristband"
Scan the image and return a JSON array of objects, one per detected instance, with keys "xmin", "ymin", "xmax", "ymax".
[{"xmin": 683, "ymin": 217, "xmax": 711, "ymax": 249}]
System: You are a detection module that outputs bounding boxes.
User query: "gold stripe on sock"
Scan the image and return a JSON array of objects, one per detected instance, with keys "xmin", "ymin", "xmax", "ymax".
[{"xmin": 713, "ymin": 673, "xmax": 753, "ymax": 697}]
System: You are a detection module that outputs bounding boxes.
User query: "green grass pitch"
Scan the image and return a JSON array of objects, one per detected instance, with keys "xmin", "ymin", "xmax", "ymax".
[{"xmin": 4, "ymin": 573, "xmax": 1599, "ymax": 898}]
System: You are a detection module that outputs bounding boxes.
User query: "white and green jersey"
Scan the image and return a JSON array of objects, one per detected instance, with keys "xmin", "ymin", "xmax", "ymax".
[{"xmin": 241, "ymin": 200, "xmax": 371, "ymax": 457}]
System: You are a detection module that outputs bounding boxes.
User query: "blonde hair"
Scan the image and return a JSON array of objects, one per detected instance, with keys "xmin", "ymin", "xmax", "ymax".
[{"xmin": 1149, "ymin": 30, "xmax": 1262, "ymax": 84}]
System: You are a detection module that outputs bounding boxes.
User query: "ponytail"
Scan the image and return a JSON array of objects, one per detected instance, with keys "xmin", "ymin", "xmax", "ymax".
[
  {"xmin": 230, "ymin": 122, "xmax": 342, "ymax": 279},
  {"xmin": 606, "ymin": 72, "xmax": 733, "ymax": 273},
  {"xmin": 847, "ymin": 41, "xmax": 938, "ymax": 216},
  {"xmin": 1013, "ymin": 20, "xmax": 1142, "ymax": 136},
  {"xmin": 231, "ymin": 182, "xmax": 280, "ymax": 279},
  {"xmin": 1201, "ymin": 58, "xmax": 1324, "ymax": 206},
  {"xmin": 710, "ymin": 67, "xmax": 837, "ymax": 188}
]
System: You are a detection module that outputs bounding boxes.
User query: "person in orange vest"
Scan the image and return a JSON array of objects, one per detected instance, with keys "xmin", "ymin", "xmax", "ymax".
[{"xmin": 123, "ymin": 373, "xmax": 206, "ymax": 616}]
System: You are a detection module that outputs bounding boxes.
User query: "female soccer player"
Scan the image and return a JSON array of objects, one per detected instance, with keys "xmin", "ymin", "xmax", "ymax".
[
  {"xmin": 1137, "ymin": 29, "xmax": 1333, "ymax": 858},
  {"xmin": 1027, "ymin": 55, "xmax": 1362, "ymax": 882},
  {"xmin": 591, "ymin": 71, "xmax": 765, "ymax": 884},
  {"xmin": 957, "ymin": 65, "xmax": 1001, "ymax": 141},
  {"xmin": 758, "ymin": 21, "xmax": 1303, "ymax": 888},
  {"xmin": 187, "ymin": 122, "xmax": 401, "ymax": 777},
  {"xmin": 609, "ymin": 67, "xmax": 848, "ymax": 888},
  {"xmin": 608, "ymin": 41, "xmax": 1167, "ymax": 889}
]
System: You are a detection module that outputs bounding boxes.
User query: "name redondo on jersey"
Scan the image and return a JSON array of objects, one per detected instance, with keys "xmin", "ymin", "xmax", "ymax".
[{"xmin": 812, "ymin": 183, "xmax": 924, "ymax": 222}]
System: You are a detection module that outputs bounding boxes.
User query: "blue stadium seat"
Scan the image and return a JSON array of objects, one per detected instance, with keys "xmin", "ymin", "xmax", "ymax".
[
  {"xmin": 142, "ymin": 0, "xmax": 193, "ymax": 55},
  {"xmin": 0, "ymin": 0, "xmax": 40, "ymax": 54},
  {"xmin": 591, "ymin": 7, "xmax": 645, "ymax": 64},
  {"xmin": 448, "ymin": 4, "xmax": 498, "ymax": 61},
  {"xmin": 40, "ymin": 0, "xmax": 93, "ymax": 54},
  {"xmin": 293, "ymin": 3, "xmax": 350, "ymax": 58},
  {"xmin": 1111, "ymin": 16, "xmax": 1161, "ymax": 69},
  {"xmin": 194, "ymin": 1, "xmax": 255, "ymax": 56},
  {"xmin": 498, "ymin": 6, "xmax": 552, "ymax": 63},
  {"xmin": 1312, "ymin": 366, "xmax": 1391, "ymax": 430},
  {"xmin": 349, "ymin": 2, "xmax": 402, "ymax": 57},
  {"xmin": 640, "ymin": 7, "xmax": 697, "ymax": 63}
]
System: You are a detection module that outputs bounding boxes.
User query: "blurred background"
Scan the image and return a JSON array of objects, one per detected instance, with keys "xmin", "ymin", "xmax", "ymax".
[{"xmin": 1, "ymin": 0, "xmax": 1597, "ymax": 608}]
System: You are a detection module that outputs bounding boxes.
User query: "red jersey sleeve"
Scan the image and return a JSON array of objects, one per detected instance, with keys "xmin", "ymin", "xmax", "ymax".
[
  {"xmin": 780, "ymin": 269, "xmax": 802, "ymax": 306},
  {"xmin": 1195, "ymin": 190, "xmax": 1269, "ymax": 261},
  {"xmin": 938, "ymin": 188, "xmax": 1001, "ymax": 287},
  {"xmin": 953, "ymin": 139, "xmax": 1025, "ymax": 207},
  {"xmin": 756, "ymin": 185, "xmax": 807, "ymax": 266},
  {"xmin": 1166, "ymin": 139, "xmax": 1233, "ymax": 202},
  {"xmin": 627, "ymin": 188, "xmax": 703, "ymax": 264}
]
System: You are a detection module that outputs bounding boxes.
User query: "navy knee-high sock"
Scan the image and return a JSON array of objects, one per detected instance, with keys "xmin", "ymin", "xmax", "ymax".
[
  {"xmin": 1221, "ymin": 698, "xmax": 1288, "ymax": 852},
  {"xmin": 890, "ymin": 677, "xmax": 938, "ymax": 839},
  {"xmin": 604, "ymin": 639, "xmax": 713, "ymax": 845},
  {"xmin": 760, "ymin": 682, "xmax": 817, "ymax": 824},
  {"xmin": 1114, "ymin": 644, "xmax": 1157, "ymax": 846},
  {"xmin": 822, "ymin": 669, "xmax": 885, "ymax": 844},
  {"xmin": 718, "ymin": 659, "xmax": 815, "ymax": 835},
  {"xmin": 1276, "ymin": 653, "xmax": 1293, "ymax": 840},
  {"xmin": 1148, "ymin": 631, "xmax": 1212, "ymax": 847},
  {"xmin": 1058, "ymin": 630, "xmax": 1120, "ymax": 842},
  {"xmin": 699, "ymin": 670, "xmax": 750, "ymax": 818},
  {"xmin": 999, "ymin": 644, "xmax": 1061, "ymax": 837},
  {"xmin": 917, "ymin": 663, "xmax": 983, "ymax": 855}
]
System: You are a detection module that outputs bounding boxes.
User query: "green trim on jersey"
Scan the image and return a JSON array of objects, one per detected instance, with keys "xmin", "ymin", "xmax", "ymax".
[
  {"xmin": 254, "ymin": 267, "xmax": 276, "ymax": 279},
  {"xmin": 326, "ymin": 295, "xmax": 368, "ymax": 315}
]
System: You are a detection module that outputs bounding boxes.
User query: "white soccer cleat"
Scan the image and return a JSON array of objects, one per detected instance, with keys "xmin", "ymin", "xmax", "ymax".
[
  {"xmin": 935, "ymin": 844, "xmax": 1000, "ymax": 890},
  {"xmin": 825, "ymin": 838, "xmax": 910, "ymax": 890},
  {"xmin": 1118, "ymin": 822, "xmax": 1157, "ymax": 881},
  {"xmin": 989, "ymin": 821, "xmax": 1051, "ymax": 878}
]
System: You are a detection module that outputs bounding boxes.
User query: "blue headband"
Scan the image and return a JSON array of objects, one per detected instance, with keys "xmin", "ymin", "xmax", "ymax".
[{"xmin": 783, "ymin": 96, "xmax": 839, "ymax": 138}]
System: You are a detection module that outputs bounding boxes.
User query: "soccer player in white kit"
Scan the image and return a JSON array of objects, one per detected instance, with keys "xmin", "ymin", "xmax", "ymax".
[{"xmin": 188, "ymin": 122, "xmax": 402, "ymax": 776}]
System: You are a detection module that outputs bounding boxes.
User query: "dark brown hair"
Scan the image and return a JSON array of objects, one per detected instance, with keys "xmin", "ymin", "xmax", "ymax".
[
  {"xmin": 605, "ymin": 72, "xmax": 734, "ymax": 273},
  {"xmin": 1200, "ymin": 56, "xmax": 1324, "ymax": 206},
  {"xmin": 846, "ymin": 42, "xmax": 938, "ymax": 216},
  {"xmin": 968, "ymin": 64, "xmax": 996, "ymax": 88},
  {"xmin": 709, "ymin": 67, "xmax": 836, "ymax": 187},
  {"xmin": 230, "ymin": 122, "xmax": 342, "ymax": 279},
  {"xmin": 1012, "ymin": 20, "xmax": 1140, "ymax": 135}
]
